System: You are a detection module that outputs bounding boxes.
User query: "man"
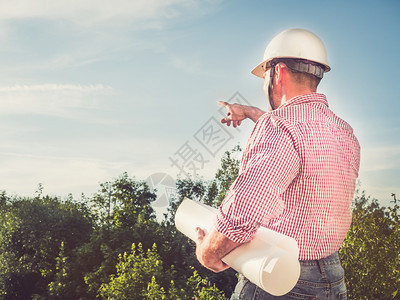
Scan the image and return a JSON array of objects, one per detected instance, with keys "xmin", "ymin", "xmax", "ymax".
[{"xmin": 195, "ymin": 28, "xmax": 360, "ymax": 299}]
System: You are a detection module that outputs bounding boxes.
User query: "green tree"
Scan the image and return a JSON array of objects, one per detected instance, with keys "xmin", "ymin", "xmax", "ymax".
[
  {"xmin": 340, "ymin": 190, "xmax": 400, "ymax": 299},
  {"xmin": 99, "ymin": 242, "xmax": 227, "ymax": 300},
  {"xmin": 212, "ymin": 145, "xmax": 241, "ymax": 207},
  {"xmin": 90, "ymin": 172, "xmax": 156, "ymax": 229},
  {"xmin": 0, "ymin": 194, "xmax": 93, "ymax": 299},
  {"xmin": 0, "ymin": 191, "xmax": 7, "ymax": 207},
  {"xmin": 145, "ymin": 276, "xmax": 167, "ymax": 299},
  {"xmin": 82, "ymin": 173, "xmax": 163, "ymax": 297},
  {"xmin": 48, "ymin": 241, "xmax": 72, "ymax": 299},
  {"xmin": 185, "ymin": 270, "xmax": 228, "ymax": 300},
  {"xmin": 161, "ymin": 146, "xmax": 242, "ymax": 298},
  {"xmin": 99, "ymin": 243, "xmax": 171, "ymax": 299}
]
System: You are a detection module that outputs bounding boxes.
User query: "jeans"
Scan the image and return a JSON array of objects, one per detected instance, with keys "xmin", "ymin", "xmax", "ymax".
[{"xmin": 230, "ymin": 252, "xmax": 347, "ymax": 300}]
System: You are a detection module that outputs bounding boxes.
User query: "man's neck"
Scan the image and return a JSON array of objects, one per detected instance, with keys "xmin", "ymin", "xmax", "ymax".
[{"xmin": 277, "ymin": 86, "xmax": 316, "ymax": 108}]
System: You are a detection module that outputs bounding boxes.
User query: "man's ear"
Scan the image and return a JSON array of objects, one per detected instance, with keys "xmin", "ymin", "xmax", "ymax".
[{"xmin": 274, "ymin": 63, "xmax": 286, "ymax": 84}]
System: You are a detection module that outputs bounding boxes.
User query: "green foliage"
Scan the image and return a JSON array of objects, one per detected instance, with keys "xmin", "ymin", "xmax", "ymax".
[
  {"xmin": 213, "ymin": 145, "xmax": 241, "ymax": 207},
  {"xmin": 340, "ymin": 189, "xmax": 400, "ymax": 299},
  {"xmin": 186, "ymin": 271, "xmax": 227, "ymax": 300},
  {"xmin": 160, "ymin": 146, "xmax": 242, "ymax": 297},
  {"xmin": 0, "ymin": 161, "xmax": 239, "ymax": 299},
  {"xmin": 5, "ymin": 146, "xmax": 399, "ymax": 299},
  {"xmin": 0, "ymin": 191, "xmax": 7, "ymax": 207},
  {"xmin": 0, "ymin": 194, "xmax": 93, "ymax": 299},
  {"xmin": 48, "ymin": 241, "xmax": 72, "ymax": 299},
  {"xmin": 99, "ymin": 243, "xmax": 171, "ymax": 299},
  {"xmin": 90, "ymin": 172, "xmax": 156, "ymax": 228},
  {"xmin": 82, "ymin": 173, "xmax": 162, "ymax": 297},
  {"xmin": 145, "ymin": 276, "xmax": 167, "ymax": 299},
  {"xmin": 99, "ymin": 242, "xmax": 228, "ymax": 300},
  {"xmin": 172, "ymin": 145, "xmax": 241, "ymax": 212}
]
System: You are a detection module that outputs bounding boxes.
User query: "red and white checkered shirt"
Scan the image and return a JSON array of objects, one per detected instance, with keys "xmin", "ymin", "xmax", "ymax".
[{"xmin": 215, "ymin": 93, "xmax": 360, "ymax": 260}]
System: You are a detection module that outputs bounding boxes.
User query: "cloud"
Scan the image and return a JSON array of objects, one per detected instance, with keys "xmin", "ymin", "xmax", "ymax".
[
  {"xmin": 0, "ymin": 84, "xmax": 112, "ymax": 92},
  {"xmin": 0, "ymin": 1, "xmax": 220, "ymax": 72},
  {"xmin": 361, "ymin": 145, "xmax": 400, "ymax": 172},
  {"xmin": 0, "ymin": 151, "xmax": 120, "ymax": 197},
  {"xmin": 0, "ymin": 0, "xmax": 200, "ymax": 27},
  {"xmin": 357, "ymin": 144, "xmax": 400, "ymax": 203},
  {"xmin": 0, "ymin": 83, "xmax": 114, "ymax": 119},
  {"xmin": 0, "ymin": 136, "xmax": 181, "ymax": 197}
]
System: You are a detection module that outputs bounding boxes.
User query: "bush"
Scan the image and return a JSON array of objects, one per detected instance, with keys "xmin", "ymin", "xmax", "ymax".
[{"xmin": 340, "ymin": 190, "xmax": 400, "ymax": 299}]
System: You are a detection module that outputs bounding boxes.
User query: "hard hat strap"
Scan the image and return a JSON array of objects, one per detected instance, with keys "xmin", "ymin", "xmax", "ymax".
[{"xmin": 268, "ymin": 62, "xmax": 276, "ymax": 110}]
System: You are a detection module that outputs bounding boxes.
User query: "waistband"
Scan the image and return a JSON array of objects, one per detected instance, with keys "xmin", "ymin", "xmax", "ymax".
[{"xmin": 299, "ymin": 252, "xmax": 341, "ymax": 266}]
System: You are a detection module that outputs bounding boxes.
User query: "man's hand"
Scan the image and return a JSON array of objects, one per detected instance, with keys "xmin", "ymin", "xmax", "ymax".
[
  {"xmin": 195, "ymin": 227, "xmax": 240, "ymax": 273},
  {"xmin": 218, "ymin": 101, "xmax": 266, "ymax": 126},
  {"xmin": 218, "ymin": 101, "xmax": 247, "ymax": 128},
  {"xmin": 195, "ymin": 227, "xmax": 229, "ymax": 272}
]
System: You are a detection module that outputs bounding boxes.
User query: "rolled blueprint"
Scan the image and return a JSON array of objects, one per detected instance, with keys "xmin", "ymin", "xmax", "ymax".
[{"xmin": 174, "ymin": 198, "xmax": 301, "ymax": 296}]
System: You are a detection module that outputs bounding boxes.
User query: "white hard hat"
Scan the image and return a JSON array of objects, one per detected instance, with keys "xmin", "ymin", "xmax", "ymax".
[{"xmin": 251, "ymin": 28, "xmax": 330, "ymax": 78}]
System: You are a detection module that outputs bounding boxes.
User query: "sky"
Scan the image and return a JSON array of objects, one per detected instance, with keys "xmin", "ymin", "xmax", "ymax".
[{"xmin": 0, "ymin": 0, "xmax": 399, "ymax": 209}]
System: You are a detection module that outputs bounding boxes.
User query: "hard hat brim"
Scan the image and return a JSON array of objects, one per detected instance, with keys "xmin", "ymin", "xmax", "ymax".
[{"xmin": 251, "ymin": 61, "xmax": 267, "ymax": 78}]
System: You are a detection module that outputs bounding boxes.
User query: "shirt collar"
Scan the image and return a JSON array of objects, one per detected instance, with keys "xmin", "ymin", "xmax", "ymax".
[{"xmin": 278, "ymin": 92, "xmax": 328, "ymax": 110}]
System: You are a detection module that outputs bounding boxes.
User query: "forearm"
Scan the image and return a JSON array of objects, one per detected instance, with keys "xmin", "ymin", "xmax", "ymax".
[
  {"xmin": 196, "ymin": 227, "xmax": 241, "ymax": 273},
  {"xmin": 244, "ymin": 106, "xmax": 266, "ymax": 123},
  {"xmin": 218, "ymin": 101, "xmax": 265, "ymax": 126}
]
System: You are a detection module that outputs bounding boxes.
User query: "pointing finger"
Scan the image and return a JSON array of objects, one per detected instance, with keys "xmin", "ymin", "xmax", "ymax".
[{"xmin": 218, "ymin": 101, "xmax": 229, "ymax": 107}]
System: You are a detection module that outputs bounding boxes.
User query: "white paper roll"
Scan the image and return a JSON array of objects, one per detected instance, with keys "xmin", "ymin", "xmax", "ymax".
[{"xmin": 174, "ymin": 198, "xmax": 301, "ymax": 296}]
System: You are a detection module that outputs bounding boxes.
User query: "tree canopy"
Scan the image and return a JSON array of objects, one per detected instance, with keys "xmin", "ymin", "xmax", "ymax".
[{"xmin": 0, "ymin": 147, "xmax": 398, "ymax": 299}]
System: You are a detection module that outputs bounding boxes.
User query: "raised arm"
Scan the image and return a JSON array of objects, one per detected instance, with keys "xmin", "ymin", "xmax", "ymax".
[{"xmin": 218, "ymin": 101, "xmax": 265, "ymax": 127}]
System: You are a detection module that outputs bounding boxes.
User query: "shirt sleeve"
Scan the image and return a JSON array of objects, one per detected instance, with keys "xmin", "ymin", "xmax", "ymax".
[{"xmin": 215, "ymin": 116, "xmax": 300, "ymax": 243}]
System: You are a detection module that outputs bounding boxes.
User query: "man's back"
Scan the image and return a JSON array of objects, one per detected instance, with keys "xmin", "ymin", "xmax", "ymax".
[{"xmin": 260, "ymin": 93, "xmax": 360, "ymax": 260}]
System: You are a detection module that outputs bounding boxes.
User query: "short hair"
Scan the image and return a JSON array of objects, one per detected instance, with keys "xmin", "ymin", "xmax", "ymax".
[
  {"xmin": 277, "ymin": 58, "xmax": 323, "ymax": 91},
  {"xmin": 287, "ymin": 68, "xmax": 321, "ymax": 91}
]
